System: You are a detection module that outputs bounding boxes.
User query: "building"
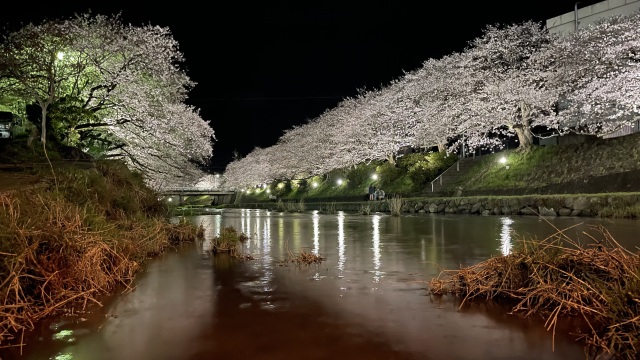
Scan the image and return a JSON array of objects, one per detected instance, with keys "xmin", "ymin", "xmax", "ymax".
[
  {"xmin": 546, "ymin": 0, "xmax": 640, "ymax": 34},
  {"xmin": 540, "ymin": 0, "xmax": 640, "ymax": 145}
]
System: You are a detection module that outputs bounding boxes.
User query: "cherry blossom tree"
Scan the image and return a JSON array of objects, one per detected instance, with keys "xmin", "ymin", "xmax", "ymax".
[
  {"xmin": 0, "ymin": 20, "xmax": 80, "ymax": 145},
  {"xmin": 400, "ymin": 52, "xmax": 482, "ymax": 154},
  {"xmin": 0, "ymin": 13, "xmax": 214, "ymax": 188},
  {"xmin": 459, "ymin": 21, "xmax": 562, "ymax": 151},
  {"xmin": 548, "ymin": 11, "xmax": 640, "ymax": 135}
]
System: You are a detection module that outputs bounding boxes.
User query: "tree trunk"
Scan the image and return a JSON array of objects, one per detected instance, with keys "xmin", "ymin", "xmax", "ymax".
[
  {"xmin": 387, "ymin": 153, "xmax": 396, "ymax": 166},
  {"xmin": 437, "ymin": 143, "xmax": 446, "ymax": 153},
  {"xmin": 40, "ymin": 107, "xmax": 47, "ymax": 145},
  {"xmin": 514, "ymin": 102, "xmax": 534, "ymax": 151},
  {"xmin": 513, "ymin": 123, "xmax": 534, "ymax": 151}
]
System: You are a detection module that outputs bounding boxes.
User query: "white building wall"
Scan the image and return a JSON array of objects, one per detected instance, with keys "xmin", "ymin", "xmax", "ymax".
[{"xmin": 546, "ymin": 0, "xmax": 640, "ymax": 34}]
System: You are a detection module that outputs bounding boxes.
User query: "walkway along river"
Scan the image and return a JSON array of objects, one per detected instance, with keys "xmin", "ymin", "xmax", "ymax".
[{"xmin": 2, "ymin": 209, "xmax": 638, "ymax": 360}]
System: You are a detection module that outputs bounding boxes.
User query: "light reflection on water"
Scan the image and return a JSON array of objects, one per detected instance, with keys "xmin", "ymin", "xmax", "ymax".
[
  {"xmin": 372, "ymin": 214, "xmax": 382, "ymax": 283},
  {"xmin": 500, "ymin": 217, "xmax": 514, "ymax": 255},
  {"xmin": 312, "ymin": 210, "xmax": 320, "ymax": 255},
  {"xmin": 4, "ymin": 209, "xmax": 639, "ymax": 360},
  {"xmin": 337, "ymin": 211, "xmax": 346, "ymax": 274}
]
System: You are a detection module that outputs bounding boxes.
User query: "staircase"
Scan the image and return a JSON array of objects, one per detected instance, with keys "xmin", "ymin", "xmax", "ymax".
[{"xmin": 428, "ymin": 157, "xmax": 480, "ymax": 196}]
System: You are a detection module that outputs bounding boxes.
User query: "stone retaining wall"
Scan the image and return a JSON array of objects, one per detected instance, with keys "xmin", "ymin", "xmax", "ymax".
[{"xmin": 239, "ymin": 193, "xmax": 640, "ymax": 218}]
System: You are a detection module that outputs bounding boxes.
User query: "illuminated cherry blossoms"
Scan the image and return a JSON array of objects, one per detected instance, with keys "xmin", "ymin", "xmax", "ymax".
[
  {"xmin": 222, "ymin": 11, "xmax": 639, "ymax": 190},
  {"xmin": 0, "ymin": 13, "xmax": 214, "ymax": 188}
]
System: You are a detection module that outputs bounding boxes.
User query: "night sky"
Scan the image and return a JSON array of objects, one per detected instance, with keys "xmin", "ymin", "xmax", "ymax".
[{"xmin": 0, "ymin": 1, "xmax": 603, "ymax": 172}]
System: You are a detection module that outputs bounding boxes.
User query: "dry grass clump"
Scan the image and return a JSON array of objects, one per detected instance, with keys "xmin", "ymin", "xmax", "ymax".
[
  {"xmin": 387, "ymin": 195, "xmax": 405, "ymax": 217},
  {"xmin": 0, "ymin": 164, "xmax": 202, "ymax": 351},
  {"xmin": 211, "ymin": 226, "xmax": 249, "ymax": 257},
  {"xmin": 285, "ymin": 249, "xmax": 326, "ymax": 265},
  {"xmin": 429, "ymin": 224, "xmax": 640, "ymax": 359},
  {"xmin": 358, "ymin": 204, "xmax": 371, "ymax": 215},
  {"xmin": 319, "ymin": 201, "xmax": 336, "ymax": 214}
]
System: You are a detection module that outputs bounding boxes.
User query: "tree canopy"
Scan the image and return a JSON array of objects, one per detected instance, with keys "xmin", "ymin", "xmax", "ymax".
[
  {"xmin": 0, "ymin": 13, "xmax": 215, "ymax": 188},
  {"xmin": 221, "ymin": 11, "xmax": 640, "ymax": 191}
]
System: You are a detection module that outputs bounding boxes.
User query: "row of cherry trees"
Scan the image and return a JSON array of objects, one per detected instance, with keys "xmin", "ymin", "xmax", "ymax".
[
  {"xmin": 221, "ymin": 11, "xmax": 639, "ymax": 191},
  {"xmin": 0, "ymin": 14, "xmax": 215, "ymax": 188},
  {"xmin": 224, "ymin": 13, "xmax": 640, "ymax": 189}
]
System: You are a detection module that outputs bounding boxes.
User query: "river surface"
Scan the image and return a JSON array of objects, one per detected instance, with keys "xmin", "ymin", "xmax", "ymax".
[{"xmin": 2, "ymin": 209, "xmax": 638, "ymax": 360}]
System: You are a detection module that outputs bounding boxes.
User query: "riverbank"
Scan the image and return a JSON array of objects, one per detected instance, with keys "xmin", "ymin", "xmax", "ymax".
[
  {"xmin": 225, "ymin": 192, "xmax": 640, "ymax": 219},
  {"xmin": 0, "ymin": 159, "xmax": 203, "ymax": 351},
  {"xmin": 430, "ymin": 221, "xmax": 640, "ymax": 359},
  {"xmin": 223, "ymin": 132, "xmax": 640, "ymax": 219}
]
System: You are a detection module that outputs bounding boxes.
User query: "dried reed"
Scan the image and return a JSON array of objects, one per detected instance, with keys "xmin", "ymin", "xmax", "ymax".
[
  {"xmin": 211, "ymin": 226, "xmax": 249, "ymax": 257},
  {"xmin": 0, "ymin": 163, "xmax": 202, "ymax": 350},
  {"xmin": 429, "ymin": 223, "xmax": 640, "ymax": 359},
  {"xmin": 387, "ymin": 195, "xmax": 405, "ymax": 216},
  {"xmin": 286, "ymin": 248, "xmax": 326, "ymax": 265},
  {"xmin": 359, "ymin": 204, "xmax": 371, "ymax": 215}
]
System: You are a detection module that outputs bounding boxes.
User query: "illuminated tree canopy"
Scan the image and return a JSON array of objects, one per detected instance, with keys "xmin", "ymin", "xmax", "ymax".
[
  {"xmin": 222, "ymin": 11, "xmax": 640, "ymax": 191},
  {"xmin": 0, "ymin": 13, "xmax": 215, "ymax": 188}
]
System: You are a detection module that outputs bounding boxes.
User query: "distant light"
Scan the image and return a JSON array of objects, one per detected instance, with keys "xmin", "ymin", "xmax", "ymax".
[
  {"xmin": 215, "ymin": 174, "xmax": 220, "ymax": 178},
  {"xmin": 57, "ymin": 52, "xmax": 64, "ymax": 60},
  {"xmin": 312, "ymin": 182, "xmax": 318, "ymax": 188},
  {"xmin": 371, "ymin": 174, "xmax": 378, "ymax": 180},
  {"xmin": 499, "ymin": 157, "xmax": 507, "ymax": 164},
  {"xmin": 246, "ymin": 189, "xmax": 251, "ymax": 193},
  {"xmin": 266, "ymin": 189, "xmax": 271, "ymax": 193},
  {"xmin": 262, "ymin": 183, "xmax": 266, "ymax": 188},
  {"xmin": 336, "ymin": 179, "xmax": 343, "ymax": 185},
  {"xmin": 167, "ymin": 198, "xmax": 172, "ymax": 202}
]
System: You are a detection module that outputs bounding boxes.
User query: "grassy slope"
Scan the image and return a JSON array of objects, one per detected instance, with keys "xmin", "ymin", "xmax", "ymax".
[{"xmin": 453, "ymin": 132, "xmax": 640, "ymax": 193}]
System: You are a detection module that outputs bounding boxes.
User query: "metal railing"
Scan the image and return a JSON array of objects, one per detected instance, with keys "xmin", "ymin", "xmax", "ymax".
[
  {"xmin": 430, "ymin": 160, "xmax": 461, "ymax": 192},
  {"xmin": 160, "ymin": 186, "xmax": 232, "ymax": 192}
]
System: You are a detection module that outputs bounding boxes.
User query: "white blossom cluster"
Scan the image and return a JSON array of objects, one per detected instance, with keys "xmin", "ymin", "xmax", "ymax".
[
  {"xmin": 222, "ymin": 11, "xmax": 640, "ymax": 191},
  {"xmin": 0, "ymin": 13, "xmax": 215, "ymax": 189}
]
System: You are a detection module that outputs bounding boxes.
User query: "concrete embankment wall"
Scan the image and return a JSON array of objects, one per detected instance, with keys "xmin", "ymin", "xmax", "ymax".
[{"xmin": 236, "ymin": 193, "xmax": 640, "ymax": 218}]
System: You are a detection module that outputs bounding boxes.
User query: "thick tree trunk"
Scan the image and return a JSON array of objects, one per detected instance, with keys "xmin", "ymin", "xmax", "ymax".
[
  {"xmin": 387, "ymin": 153, "xmax": 396, "ymax": 166},
  {"xmin": 514, "ymin": 102, "xmax": 535, "ymax": 151},
  {"xmin": 513, "ymin": 123, "xmax": 534, "ymax": 150},
  {"xmin": 437, "ymin": 143, "xmax": 446, "ymax": 153}
]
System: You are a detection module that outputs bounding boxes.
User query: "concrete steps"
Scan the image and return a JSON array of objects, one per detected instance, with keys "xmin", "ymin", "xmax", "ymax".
[{"xmin": 427, "ymin": 157, "xmax": 481, "ymax": 196}]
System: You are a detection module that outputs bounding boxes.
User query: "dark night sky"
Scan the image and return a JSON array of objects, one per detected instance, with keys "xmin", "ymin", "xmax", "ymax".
[{"xmin": 0, "ymin": 1, "xmax": 603, "ymax": 172}]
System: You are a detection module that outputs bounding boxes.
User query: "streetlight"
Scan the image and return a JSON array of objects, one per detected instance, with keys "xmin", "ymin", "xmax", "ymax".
[
  {"xmin": 371, "ymin": 174, "xmax": 378, "ymax": 180},
  {"xmin": 336, "ymin": 179, "xmax": 343, "ymax": 186},
  {"xmin": 499, "ymin": 156, "xmax": 509, "ymax": 169}
]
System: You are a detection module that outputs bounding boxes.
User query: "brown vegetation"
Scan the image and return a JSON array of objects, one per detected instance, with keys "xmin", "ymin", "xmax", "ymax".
[
  {"xmin": 0, "ymin": 161, "xmax": 203, "ymax": 352},
  {"xmin": 285, "ymin": 249, "xmax": 326, "ymax": 265},
  {"xmin": 429, "ymin": 224, "xmax": 640, "ymax": 359},
  {"xmin": 211, "ymin": 226, "xmax": 249, "ymax": 257}
]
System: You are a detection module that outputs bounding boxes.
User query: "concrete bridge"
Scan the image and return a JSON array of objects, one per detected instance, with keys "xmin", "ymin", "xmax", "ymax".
[{"xmin": 159, "ymin": 187, "xmax": 236, "ymax": 205}]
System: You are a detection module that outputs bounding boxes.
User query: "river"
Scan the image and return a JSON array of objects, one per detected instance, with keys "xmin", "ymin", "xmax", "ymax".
[{"xmin": 2, "ymin": 209, "xmax": 638, "ymax": 360}]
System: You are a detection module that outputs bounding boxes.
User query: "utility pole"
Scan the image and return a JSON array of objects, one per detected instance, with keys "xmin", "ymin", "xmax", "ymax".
[{"xmin": 575, "ymin": 2, "xmax": 581, "ymax": 31}]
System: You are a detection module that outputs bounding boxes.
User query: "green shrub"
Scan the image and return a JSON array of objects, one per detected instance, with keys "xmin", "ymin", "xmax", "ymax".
[
  {"xmin": 376, "ymin": 163, "xmax": 403, "ymax": 188},
  {"xmin": 346, "ymin": 163, "xmax": 378, "ymax": 187}
]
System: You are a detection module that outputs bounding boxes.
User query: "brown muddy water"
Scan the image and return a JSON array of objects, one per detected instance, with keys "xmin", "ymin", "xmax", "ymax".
[{"xmin": 2, "ymin": 210, "xmax": 638, "ymax": 360}]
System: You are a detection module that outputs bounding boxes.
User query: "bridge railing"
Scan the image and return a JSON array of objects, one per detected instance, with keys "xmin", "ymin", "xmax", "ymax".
[{"xmin": 160, "ymin": 186, "xmax": 233, "ymax": 192}]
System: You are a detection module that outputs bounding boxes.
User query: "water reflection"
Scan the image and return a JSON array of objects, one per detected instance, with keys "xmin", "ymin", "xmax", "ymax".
[
  {"xmin": 500, "ymin": 217, "xmax": 514, "ymax": 255},
  {"xmin": 5, "ymin": 210, "xmax": 639, "ymax": 360},
  {"xmin": 312, "ymin": 211, "xmax": 320, "ymax": 255},
  {"xmin": 337, "ymin": 211, "xmax": 345, "ymax": 274},
  {"xmin": 372, "ymin": 214, "xmax": 382, "ymax": 283}
]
